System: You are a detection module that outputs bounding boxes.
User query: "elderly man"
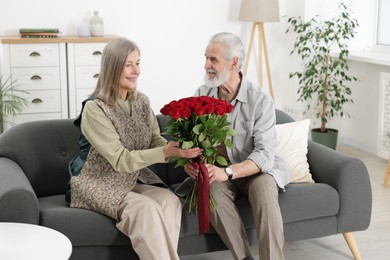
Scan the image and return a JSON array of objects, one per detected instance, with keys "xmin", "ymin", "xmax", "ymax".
[{"xmin": 184, "ymin": 32, "xmax": 289, "ymax": 260}]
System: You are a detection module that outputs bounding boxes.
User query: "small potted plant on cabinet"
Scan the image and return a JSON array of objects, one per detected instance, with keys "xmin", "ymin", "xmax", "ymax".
[
  {"xmin": 0, "ymin": 75, "xmax": 29, "ymax": 133},
  {"xmin": 285, "ymin": 2, "xmax": 359, "ymax": 149}
]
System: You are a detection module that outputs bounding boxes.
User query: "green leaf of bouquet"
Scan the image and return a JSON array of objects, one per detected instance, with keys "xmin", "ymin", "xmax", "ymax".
[
  {"xmin": 198, "ymin": 131, "xmax": 206, "ymax": 142},
  {"xmin": 227, "ymin": 129, "xmax": 237, "ymax": 136},
  {"xmin": 164, "ymin": 124, "xmax": 179, "ymax": 135},
  {"xmin": 202, "ymin": 139, "xmax": 211, "ymax": 148},
  {"xmin": 181, "ymin": 141, "xmax": 194, "ymax": 149},
  {"xmin": 204, "ymin": 147, "xmax": 214, "ymax": 157},
  {"xmin": 199, "ymin": 115, "xmax": 208, "ymax": 126},
  {"xmin": 207, "ymin": 157, "xmax": 214, "ymax": 164},
  {"xmin": 225, "ymin": 138, "xmax": 234, "ymax": 149},
  {"xmin": 162, "ymin": 126, "xmax": 173, "ymax": 134},
  {"xmin": 193, "ymin": 124, "xmax": 204, "ymax": 135},
  {"xmin": 175, "ymin": 158, "xmax": 188, "ymax": 167},
  {"xmin": 212, "ymin": 141, "xmax": 221, "ymax": 147},
  {"xmin": 216, "ymin": 156, "xmax": 228, "ymax": 166},
  {"xmin": 212, "ymin": 129, "xmax": 225, "ymax": 140},
  {"xmin": 208, "ymin": 116, "xmax": 216, "ymax": 124}
]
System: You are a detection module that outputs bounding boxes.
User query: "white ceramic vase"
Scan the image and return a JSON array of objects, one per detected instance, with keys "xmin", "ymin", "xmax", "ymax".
[{"xmin": 89, "ymin": 11, "xmax": 104, "ymax": 37}]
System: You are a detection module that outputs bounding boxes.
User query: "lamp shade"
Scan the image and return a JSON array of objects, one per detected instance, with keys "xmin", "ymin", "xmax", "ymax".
[{"xmin": 239, "ymin": 0, "xmax": 280, "ymax": 22}]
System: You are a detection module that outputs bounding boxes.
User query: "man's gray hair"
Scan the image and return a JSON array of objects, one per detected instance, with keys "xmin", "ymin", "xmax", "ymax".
[{"xmin": 209, "ymin": 32, "xmax": 246, "ymax": 71}]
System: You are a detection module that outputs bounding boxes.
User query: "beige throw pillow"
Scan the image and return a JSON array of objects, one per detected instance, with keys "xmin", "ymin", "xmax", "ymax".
[{"xmin": 275, "ymin": 119, "xmax": 314, "ymax": 183}]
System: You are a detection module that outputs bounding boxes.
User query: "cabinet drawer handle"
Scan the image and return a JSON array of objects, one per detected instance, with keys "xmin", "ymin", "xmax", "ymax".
[
  {"xmin": 92, "ymin": 51, "xmax": 102, "ymax": 56},
  {"xmin": 31, "ymin": 98, "xmax": 43, "ymax": 104},
  {"xmin": 29, "ymin": 52, "xmax": 41, "ymax": 57},
  {"xmin": 93, "ymin": 73, "xmax": 99, "ymax": 78},
  {"xmin": 31, "ymin": 75, "xmax": 42, "ymax": 80}
]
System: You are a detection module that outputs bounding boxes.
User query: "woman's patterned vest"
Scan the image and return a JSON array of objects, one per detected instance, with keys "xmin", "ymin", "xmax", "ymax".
[{"xmin": 70, "ymin": 93, "xmax": 164, "ymax": 220}]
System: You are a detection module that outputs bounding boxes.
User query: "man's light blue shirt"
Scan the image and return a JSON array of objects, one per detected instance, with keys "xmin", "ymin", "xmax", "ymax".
[{"xmin": 194, "ymin": 75, "xmax": 290, "ymax": 189}]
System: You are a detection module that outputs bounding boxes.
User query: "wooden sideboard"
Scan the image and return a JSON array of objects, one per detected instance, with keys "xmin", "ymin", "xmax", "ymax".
[{"xmin": 0, "ymin": 35, "xmax": 119, "ymax": 130}]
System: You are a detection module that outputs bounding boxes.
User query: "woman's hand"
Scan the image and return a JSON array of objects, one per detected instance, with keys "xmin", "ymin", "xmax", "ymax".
[
  {"xmin": 184, "ymin": 161, "xmax": 198, "ymax": 179},
  {"xmin": 163, "ymin": 141, "xmax": 202, "ymax": 160}
]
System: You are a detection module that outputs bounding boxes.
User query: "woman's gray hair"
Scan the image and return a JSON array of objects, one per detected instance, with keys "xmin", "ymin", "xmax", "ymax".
[
  {"xmin": 91, "ymin": 37, "xmax": 140, "ymax": 105},
  {"xmin": 208, "ymin": 32, "xmax": 246, "ymax": 71}
]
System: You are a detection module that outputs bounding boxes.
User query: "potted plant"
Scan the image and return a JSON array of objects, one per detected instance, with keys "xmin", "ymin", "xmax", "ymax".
[
  {"xmin": 0, "ymin": 75, "xmax": 29, "ymax": 133},
  {"xmin": 285, "ymin": 2, "xmax": 359, "ymax": 149}
]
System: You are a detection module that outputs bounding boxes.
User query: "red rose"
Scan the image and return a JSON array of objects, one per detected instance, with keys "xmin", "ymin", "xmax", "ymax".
[
  {"xmin": 176, "ymin": 102, "xmax": 185, "ymax": 112},
  {"xmin": 169, "ymin": 108, "xmax": 181, "ymax": 120},
  {"xmin": 226, "ymin": 103, "xmax": 233, "ymax": 113},
  {"xmin": 169, "ymin": 100, "xmax": 178, "ymax": 106},
  {"xmin": 160, "ymin": 104, "xmax": 171, "ymax": 115},
  {"xmin": 214, "ymin": 105, "xmax": 226, "ymax": 116},
  {"xmin": 205, "ymin": 103, "xmax": 215, "ymax": 114},
  {"xmin": 194, "ymin": 99, "xmax": 204, "ymax": 107},
  {"xmin": 193, "ymin": 105, "xmax": 206, "ymax": 116},
  {"xmin": 200, "ymin": 96, "xmax": 210, "ymax": 103},
  {"xmin": 181, "ymin": 100, "xmax": 191, "ymax": 108},
  {"xmin": 180, "ymin": 106, "xmax": 191, "ymax": 118}
]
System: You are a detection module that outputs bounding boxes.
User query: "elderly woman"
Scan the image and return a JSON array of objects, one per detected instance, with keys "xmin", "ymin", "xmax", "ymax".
[{"xmin": 67, "ymin": 37, "xmax": 202, "ymax": 260}]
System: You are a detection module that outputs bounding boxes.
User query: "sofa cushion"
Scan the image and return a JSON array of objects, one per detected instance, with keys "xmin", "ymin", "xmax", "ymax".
[
  {"xmin": 230, "ymin": 183, "xmax": 339, "ymax": 228},
  {"xmin": 279, "ymin": 183, "xmax": 339, "ymax": 223},
  {"xmin": 39, "ymin": 195, "xmax": 129, "ymax": 247},
  {"xmin": 166, "ymin": 163, "xmax": 188, "ymax": 185}
]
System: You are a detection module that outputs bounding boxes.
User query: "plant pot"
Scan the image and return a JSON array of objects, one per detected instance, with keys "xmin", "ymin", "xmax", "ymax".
[{"xmin": 311, "ymin": 128, "xmax": 338, "ymax": 150}]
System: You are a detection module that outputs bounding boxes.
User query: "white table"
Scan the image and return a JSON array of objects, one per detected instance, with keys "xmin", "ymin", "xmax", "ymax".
[{"xmin": 0, "ymin": 222, "xmax": 72, "ymax": 260}]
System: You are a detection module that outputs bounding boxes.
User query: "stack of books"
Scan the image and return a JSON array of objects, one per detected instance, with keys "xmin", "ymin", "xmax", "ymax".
[{"xmin": 19, "ymin": 28, "xmax": 60, "ymax": 38}]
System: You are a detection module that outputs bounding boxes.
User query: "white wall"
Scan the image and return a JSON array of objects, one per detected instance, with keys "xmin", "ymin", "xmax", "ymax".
[
  {"xmin": 333, "ymin": 60, "xmax": 390, "ymax": 156},
  {"xmin": 0, "ymin": 0, "xmax": 248, "ymax": 113},
  {"xmin": 0, "ymin": 0, "xmax": 387, "ymax": 157},
  {"xmin": 0, "ymin": 0, "xmax": 301, "ymax": 113}
]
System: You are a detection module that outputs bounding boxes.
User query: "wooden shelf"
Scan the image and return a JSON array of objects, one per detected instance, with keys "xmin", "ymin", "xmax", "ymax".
[{"xmin": 0, "ymin": 35, "xmax": 120, "ymax": 44}]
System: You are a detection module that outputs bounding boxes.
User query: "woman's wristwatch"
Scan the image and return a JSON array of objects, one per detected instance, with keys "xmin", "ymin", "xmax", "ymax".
[{"xmin": 224, "ymin": 166, "xmax": 234, "ymax": 181}]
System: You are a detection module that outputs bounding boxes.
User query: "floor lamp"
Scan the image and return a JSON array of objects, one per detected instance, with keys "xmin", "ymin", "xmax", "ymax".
[{"xmin": 239, "ymin": 0, "xmax": 280, "ymax": 100}]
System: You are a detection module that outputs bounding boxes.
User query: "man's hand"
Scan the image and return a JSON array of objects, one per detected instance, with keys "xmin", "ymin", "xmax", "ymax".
[
  {"xmin": 205, "ymin": 164, "xmax": 228, "ymax": 183},
  {"xmin": 184, "ymin": 162, "xmax": 228, "ymax": 183}
]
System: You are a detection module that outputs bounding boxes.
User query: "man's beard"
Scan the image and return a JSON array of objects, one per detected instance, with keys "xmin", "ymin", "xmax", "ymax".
[{"xmin": 204, "ymin": 67, "xmax": 230, "ymax": 88}]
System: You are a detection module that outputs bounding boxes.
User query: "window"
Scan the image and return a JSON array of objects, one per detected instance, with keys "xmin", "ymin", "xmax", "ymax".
[{"xmin": 377, "ymin": 0, "xmax": 390, "ymax": 45}]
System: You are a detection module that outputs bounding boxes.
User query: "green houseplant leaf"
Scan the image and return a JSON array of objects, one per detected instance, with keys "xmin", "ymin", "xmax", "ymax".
[{"xmin": 0, "ymin": 75, "xmax": 29, "ymax": 133}]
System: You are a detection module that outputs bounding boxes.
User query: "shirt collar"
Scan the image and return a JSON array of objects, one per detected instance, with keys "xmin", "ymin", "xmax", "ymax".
[
  {"xmin": 235, "ymin": 72, "xmax": 248, "ymax": 104},
  {"xmin": 208, "ymin": 86, "xmax": 219, "ymax": 99}
]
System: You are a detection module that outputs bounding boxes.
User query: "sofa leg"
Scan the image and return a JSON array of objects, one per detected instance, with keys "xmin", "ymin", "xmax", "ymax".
[{"xmin": 342, "ymin": 232, "xmax": 361, "ymax": 260}]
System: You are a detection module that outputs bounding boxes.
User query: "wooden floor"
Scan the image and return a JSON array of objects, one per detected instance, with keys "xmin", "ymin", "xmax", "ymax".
[{"xmin": 181, "ymin": 145, "xmax": 390, "ymax": 260}]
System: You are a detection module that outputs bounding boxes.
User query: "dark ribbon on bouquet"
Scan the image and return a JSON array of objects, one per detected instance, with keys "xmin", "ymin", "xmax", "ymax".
[{"xmin": 193, "ymin": 156, "xmax": 210, "ymax": 235}]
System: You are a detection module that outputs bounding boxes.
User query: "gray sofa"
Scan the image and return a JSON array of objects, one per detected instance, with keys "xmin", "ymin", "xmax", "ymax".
[{"xmin": 0, "ymin": 109, "xmax": 372, "ymax": 260}]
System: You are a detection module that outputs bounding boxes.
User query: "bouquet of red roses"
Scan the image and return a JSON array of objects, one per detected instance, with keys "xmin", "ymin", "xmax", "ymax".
[{"xmin": 160, "ymin": 96, "xmax": 235, "ymax": 235}]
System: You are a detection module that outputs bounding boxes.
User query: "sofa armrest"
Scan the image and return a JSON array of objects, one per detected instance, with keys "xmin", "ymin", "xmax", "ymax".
[
  {"xmin": 0, "ymin": 157, "xmax": 39, "ymax": 224},
  {"xmin": 307, "ymin": 141, "xmax": 372, "ymax": 232}
]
